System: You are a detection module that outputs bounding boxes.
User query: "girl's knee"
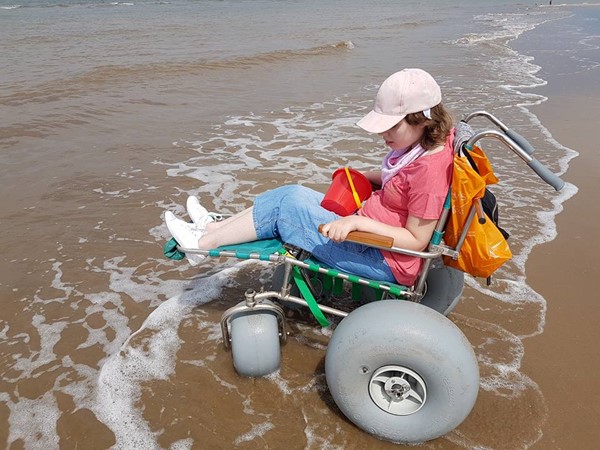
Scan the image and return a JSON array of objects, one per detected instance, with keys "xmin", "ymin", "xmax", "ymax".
[
  {"xmin": 279, "ymin": 185, "xmax": 321, "ymax": 208},
  {"xmin": 278, "ymin": 184, "xmax": 313, "ymax": 198},
  {"xmin": 262, "ymin": 185, "xmax": 311, "ymax": 209}
]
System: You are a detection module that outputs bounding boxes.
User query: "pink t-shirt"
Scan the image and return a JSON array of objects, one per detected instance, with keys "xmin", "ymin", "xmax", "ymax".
[{"xmin": 359, "ymin": 130, "xmax": 454, "ymax": 285}]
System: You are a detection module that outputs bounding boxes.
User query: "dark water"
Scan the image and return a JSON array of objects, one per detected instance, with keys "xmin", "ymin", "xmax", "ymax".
[{"xmin": 0, "ymin": 0, "xmax": 597, "ymax": 448}]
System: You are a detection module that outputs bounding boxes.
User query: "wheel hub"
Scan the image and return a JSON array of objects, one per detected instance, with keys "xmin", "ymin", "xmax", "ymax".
[
  {"xmin": 384, "ymin": 377, "xmax": 412, "ymax": 400},
  {"xmin": 368, "ymin": 365, "xmax": 427, "ymax": 416}
]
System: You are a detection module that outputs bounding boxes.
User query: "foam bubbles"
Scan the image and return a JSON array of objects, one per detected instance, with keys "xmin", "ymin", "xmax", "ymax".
[
  {"xmin": 161, "ymin": 101, "xmax": 380, "ymax": 212},
  {"xmin": 169, "ymin": 439, "xmax": 193, "ymax": 450},
  {"xmin": 233, "ymin": 421, "xmax": 275, "ymax": 445},
  {"xmin": 2, "ymin": 3, "xmax": 584, "ymax": 449},
  {"xmin": 91, "ymin": 262, "xmax": 258, "ymax": 449},
  {"xmin": 6, "ymin": 391, "xmax": 60, "ymax": 449}
]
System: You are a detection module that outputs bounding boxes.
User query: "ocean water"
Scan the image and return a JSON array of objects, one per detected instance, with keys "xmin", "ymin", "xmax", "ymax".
[{"xmin": 0, "ymin": 0, "xmax": 598, "ymax": 448}]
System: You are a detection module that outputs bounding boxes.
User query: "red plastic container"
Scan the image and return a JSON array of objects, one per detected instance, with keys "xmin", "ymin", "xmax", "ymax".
[{"xmin": 321, "ymin": 167, "xmax": 372, "ymax": 216}]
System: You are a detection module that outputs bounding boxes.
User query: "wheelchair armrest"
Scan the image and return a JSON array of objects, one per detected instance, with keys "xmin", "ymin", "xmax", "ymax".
[
  {"xmin": 318, "ymin": 224, "xmax": 394, "ymax": 248},
  {"xmin": 346, "ymin": 231, "xmax": 394, "ymax": 248}
]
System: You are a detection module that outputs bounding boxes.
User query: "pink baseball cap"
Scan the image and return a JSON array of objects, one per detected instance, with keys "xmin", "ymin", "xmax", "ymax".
[{"xmin": 357, "ymin": 68, "xmax": 442, "ymax": 134}]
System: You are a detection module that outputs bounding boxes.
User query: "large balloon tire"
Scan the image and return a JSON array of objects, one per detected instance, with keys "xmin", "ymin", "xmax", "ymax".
[
  {"xmin": 420, "ymin": 264, "xmax": 465, "ymax": 316},
  {"xmin": 325, "ymin": 300, "xmax": 479, "ymax": 444},
  {"xmin": 230, "ymin": 306, "xmax": 281, "ymax": 377}
]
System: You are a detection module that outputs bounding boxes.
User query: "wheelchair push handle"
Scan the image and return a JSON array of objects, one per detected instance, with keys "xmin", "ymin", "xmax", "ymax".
[
  {"xmin": 504, "ymin": 128, "xmax": 535, "ymax": 156},
  {"xmin": 463, "ymin": 110, "xmax": 535, "ymax": 155},
  {"xmin": 527, "ymin": 158, "xmax": 565, "ymax": 192},
  {"xmin": 466, "ymin": 128, "xmax": 565, "ymax": 192},
  {"xmin": 318, "ymin": 224, "xmax": 394, "ymax": 248}
]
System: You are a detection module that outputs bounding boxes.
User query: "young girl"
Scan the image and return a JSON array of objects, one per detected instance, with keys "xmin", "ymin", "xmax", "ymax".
[{"xmin": 164, "ymin": 68, "xmax": 454, "ymax": 286}]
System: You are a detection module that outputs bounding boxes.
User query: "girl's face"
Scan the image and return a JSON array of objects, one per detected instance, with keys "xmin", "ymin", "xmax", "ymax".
[{"xmin": 380, "ymin": 119, "xmax": 425, "ymax": 151}]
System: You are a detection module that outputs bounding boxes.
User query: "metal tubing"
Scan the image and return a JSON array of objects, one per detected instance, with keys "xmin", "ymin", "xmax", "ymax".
[
  {"xmin": 463, "ymin": 111, "xmax": 536, "ymax": 155},
  {"xmin": 270, "ymin": 293, "xmax": 350, "ymax": 319},
  {"xmin": 281, "ymin": 261, "xmax": 293, "ymax": 296},
  {"xmin": 179, "ymin": 244, "xmax": 415, "ymax": 298},
  {"xmin": 453, "ymin": 204, "xmax": 478, "ymax": 257},
  {"xmin": 466, "ymin": 129, "xmax": 564, "ymax": 191},
  {"xmin": 463, "ymin": 111, "xmax": 508, "ymax": 131},
  {"xmin": 386, "ymin": 246, "xmax": 441, "ymax": 259},
  {"xmin": 412, "ymin": 258, "xmax": 432, "ymax": 301},
  {"xmin": 285, "ymin": 258, "xmax": 415, "ymax": 299},
  {"xmin": 412, "ymin": 204, "xmax": 451, "ymax": 299},
  {"xmin": 466, "ymin": 130, "xmax": 533, "ymax": 163},
  {"xmin": 250, "ymin": 290, "xmax": 350, "ymax": 317},
  {"xmin": 474, "ymin": 198, "xmax": 486, "ymax": 224},
  {"xmin": 179, "ymin": 248, "xmax": 285, "ymax": 261},
  {"xmin": 348, "ymin": 241, "xmax": 441, "ymax": 259}
]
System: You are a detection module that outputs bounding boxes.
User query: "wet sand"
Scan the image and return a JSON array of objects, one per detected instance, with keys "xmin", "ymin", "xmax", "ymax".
[
  {"xmin": 2, "ymin": 2, "xmax": 597, "ymax": 447},
  {"xmin": 525, "ymin": 79, "xmax": 600, "ymax": 446}
]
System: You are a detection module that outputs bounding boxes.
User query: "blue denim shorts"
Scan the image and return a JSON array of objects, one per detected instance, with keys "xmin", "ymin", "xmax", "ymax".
[{"xmin": 253, "ymin": 185, "xmax": 395, "ymax": 282}]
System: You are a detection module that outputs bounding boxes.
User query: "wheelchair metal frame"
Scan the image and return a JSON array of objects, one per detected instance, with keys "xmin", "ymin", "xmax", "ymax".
[{"xmin": 176, "ymin": 111, "xmax": 564, "ymax": 346}]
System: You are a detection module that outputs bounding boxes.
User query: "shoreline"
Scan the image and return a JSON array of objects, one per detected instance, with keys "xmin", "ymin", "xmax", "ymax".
[
  {"xmin": 492, "ymin": 5, "xmax": 600, "ymax": 446},
  {"xmin": 523, "ymin": 64, "xmax": 600, "ymax": 449},
  {"xmin": 1, "ymin": 1, "xmax": 597, "ymax": 448},
  {"xmin": 526, "ymin": 92, "xmax": 600, "ymax": 448}
]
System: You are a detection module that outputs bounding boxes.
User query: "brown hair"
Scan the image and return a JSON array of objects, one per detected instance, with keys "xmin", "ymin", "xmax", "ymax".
[{"xmin": 405, "ymin": 103, "xmax": 453, "ymax": 150}]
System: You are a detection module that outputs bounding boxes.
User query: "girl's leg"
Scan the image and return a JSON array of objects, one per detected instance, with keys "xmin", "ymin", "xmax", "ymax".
[
  {"xmin": 198, "ymin": 207, "xmax": 257, "ymax": 249},
  {"xmin": 184, "ymin": 185, "xmax": 318, "ymax": 251},
  {"xmin": 253, "ymin": 185, "xmax": 396, "ymax": 282},
  {"xmin": 195, "ymin": 184, "xmax": 315, "ymax": 249},
  {"xmin": 204, "ymin": 207, "xmax": 252, "ymax": 232},
  {"xmin": 170, "ymin": 185, "xmax": 396, "ymax": 282},
  {"xmin": 196, "ymin": 185, "xmax": 315, "ymax": 249}
]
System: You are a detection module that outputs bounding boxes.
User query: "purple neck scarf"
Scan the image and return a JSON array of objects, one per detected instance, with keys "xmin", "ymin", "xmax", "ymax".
[{"xmin": 381, "ymin": 143, "xmax": 427, "ymax": 186}]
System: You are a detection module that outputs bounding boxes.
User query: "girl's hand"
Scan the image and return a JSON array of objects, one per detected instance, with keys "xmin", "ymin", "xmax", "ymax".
[{"xmin": 320, "ymin": 216, "xmax": 361, "ymax": 242}]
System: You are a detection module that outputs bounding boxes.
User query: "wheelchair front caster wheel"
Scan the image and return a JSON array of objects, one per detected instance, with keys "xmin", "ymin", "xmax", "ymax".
[{"xmin": 230, "ymin": 308, "xmax": 281, "ymax": 377}]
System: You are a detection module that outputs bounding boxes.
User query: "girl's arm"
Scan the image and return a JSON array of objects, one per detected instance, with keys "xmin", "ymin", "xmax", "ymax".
[
  {"xmin": 320, "ymin": 214, "xmax": 436, "ymax": 251},
  {"xmin": 362, "ymin": 170, "xmax": 382, "ymax": 187}
]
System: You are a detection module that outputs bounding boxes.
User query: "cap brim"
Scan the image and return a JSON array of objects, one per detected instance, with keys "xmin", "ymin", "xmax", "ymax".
[{"xmin": 356, "ymin": 110, "xmax": 405, "ymax": 134}]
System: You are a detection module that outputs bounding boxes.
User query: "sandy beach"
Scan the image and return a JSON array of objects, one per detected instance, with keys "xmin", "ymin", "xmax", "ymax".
[
  {"xmin": 1, "ymin": 1, "xmax": 599, "ymax": 448},
  {"xmin": 503, "ymin": 11, "xmax": 600, "ymax": 446},
  {"xmin": 526, "ymin": 91, "xmax": 600, "ymax": 448}
]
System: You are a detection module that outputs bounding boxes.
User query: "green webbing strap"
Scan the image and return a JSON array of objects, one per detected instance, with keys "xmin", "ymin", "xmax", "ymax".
[
  {"xmin": 164, "ymin": 238, "xmax": 185, "ymax": 260},
  {"xmin": 321, "ymin": 274, "xmax": 333, "ymax": 293},
  {"xmin": 292, "ymin": 266, "xmax": 330, "ymax": 327},
  {"xmin": 333, "ymin": 277, "xmax": 344, "ymax": 296}
]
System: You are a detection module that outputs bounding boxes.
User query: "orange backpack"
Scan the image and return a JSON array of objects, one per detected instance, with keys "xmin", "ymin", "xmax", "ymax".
[{"xmin": 443, "ymin": 145, "xmax": 512, "ymax": 278}]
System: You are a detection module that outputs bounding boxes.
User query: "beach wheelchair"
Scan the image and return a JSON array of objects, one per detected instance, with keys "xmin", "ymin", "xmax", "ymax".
[{"xmin": 164, "ymin": 111, "xmax": 564, "ymax": 444}]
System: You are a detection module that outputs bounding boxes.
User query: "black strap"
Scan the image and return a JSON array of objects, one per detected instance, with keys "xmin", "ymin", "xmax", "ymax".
[{"xmin": 462, "ymin": 143, "xmax": 481, "ymax": 174}]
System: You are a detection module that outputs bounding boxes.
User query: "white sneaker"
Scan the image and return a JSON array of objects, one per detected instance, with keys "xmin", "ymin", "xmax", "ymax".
[
  {"xmin": 164, "ymin": 211, "xmax": 206, "ymax": 266},
  {"xmin": 186, "ymin": 196, "xmax": 216, "ymax": 229}
]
